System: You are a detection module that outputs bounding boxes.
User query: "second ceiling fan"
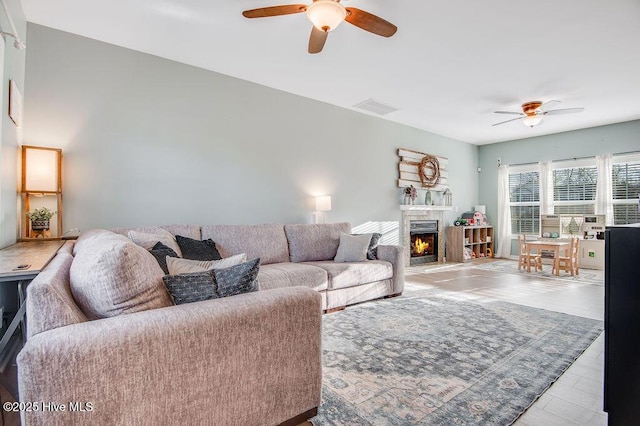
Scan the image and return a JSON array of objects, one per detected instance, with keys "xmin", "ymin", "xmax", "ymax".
[
  {"xmin": 493, "ymin": 100, "xmax": 585, "ymax": 128},
  {"xmin": 242, "ymin": 0, "xmax": 397, "ymax": 54}
]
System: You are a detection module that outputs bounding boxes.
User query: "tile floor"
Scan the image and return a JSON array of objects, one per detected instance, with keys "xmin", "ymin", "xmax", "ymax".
[{"xmin": 404, "ymin": 260, "xmax": 606, "ymax": 426}]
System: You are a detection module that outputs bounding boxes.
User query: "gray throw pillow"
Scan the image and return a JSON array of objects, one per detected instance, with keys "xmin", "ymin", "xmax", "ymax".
[
  {"xmin": 352, "ymin": 232, "xmax": 382, "ymax": 260},
  {"xmin": 334, "ymin": 233, "xmax": 372, "ymax": 263}
]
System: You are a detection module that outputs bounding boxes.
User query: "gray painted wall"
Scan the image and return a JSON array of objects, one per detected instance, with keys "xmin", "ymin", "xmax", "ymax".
[
  {"xmin": 23, "ymin": 24, "xmax": 479, "ymax": 242},
  {"xmin": 0, "ymin": 0, "xmax": 26, "ymax": 248},
  {"xmin": 477, "ymin": 119, "xmax": 640, "ymax": 255}
]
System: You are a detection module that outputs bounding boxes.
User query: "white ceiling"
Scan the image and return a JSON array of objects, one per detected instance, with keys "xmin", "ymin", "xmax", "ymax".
[{"xmin": 22, "ymin": 0, "xmax": 640, "ymax": 145}]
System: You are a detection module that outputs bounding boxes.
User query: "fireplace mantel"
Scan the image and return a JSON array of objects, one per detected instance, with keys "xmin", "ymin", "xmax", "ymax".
[{"xmin": 400, "ymin": 205, "xmax": 453, "ymax": 211}]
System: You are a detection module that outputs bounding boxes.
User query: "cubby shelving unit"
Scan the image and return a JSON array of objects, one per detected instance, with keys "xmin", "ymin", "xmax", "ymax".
[{"xmin": 446, "ymin": 225, "xmax": 494, "ymax": 263}]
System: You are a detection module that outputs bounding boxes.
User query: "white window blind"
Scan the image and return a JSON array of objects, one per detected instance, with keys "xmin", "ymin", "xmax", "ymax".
[
  {"xmin": 552, "ymin": 165, "xmax": 597, "ymax": 215},
  {"xmin": 509, "ymin": 169, "xmax": 540, "ymax": 235},
  {"xmin": 612, "ymin": 157, "xmax": 640, "ymax": 225}
]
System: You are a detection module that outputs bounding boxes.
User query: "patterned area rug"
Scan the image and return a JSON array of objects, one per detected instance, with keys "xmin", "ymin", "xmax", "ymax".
[
  {"xmin": 310, "ymin": 291, "xmax": 603, "ymax": 425},
  {"xmin": 471, "ymin": 259, "xmax": 604, "ymax": 285}
]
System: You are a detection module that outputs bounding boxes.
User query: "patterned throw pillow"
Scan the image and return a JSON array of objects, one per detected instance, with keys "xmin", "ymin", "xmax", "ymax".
[
  {"xmin": 212, "ymin": 258, "xmax": 260, "ymax": 298},
  {"xmin": 149, "ymin": 242, "xmax": 179, "ymax": 274},
  {"xmin": 162, "ymin": 271, "xmax": 217, "ymax": 305},
  {"xmin": 162, "ymin": 258, "xmax": 261, "ymax": 304},
  {"xmin": 352, "ymin": 232, "xmax": 382, "ymax": 260},
  {"xmin": 176, "ymin": 235, "xmax": 222, "ymax": 261}
]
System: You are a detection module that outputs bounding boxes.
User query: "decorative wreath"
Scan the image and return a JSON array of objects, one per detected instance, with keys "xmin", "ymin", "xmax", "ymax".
[{"xmin": 414, "ymin": 155, "xmax": 440, "ymax": 188}]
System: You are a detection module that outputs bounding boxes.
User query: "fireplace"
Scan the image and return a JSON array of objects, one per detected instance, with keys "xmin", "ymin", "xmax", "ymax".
[
  {"xmin": 401, "ymin": 205, "xmax": 449, "ymax": 266},
  {"xmin": 409, "ymin": 220, "xmax": 438, "ymax": 265}
]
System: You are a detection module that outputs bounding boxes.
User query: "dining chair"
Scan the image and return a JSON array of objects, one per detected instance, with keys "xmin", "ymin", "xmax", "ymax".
[
  {"xmin": 553, "ymin": 237, "xmax": 580, "ymax": 276},
  {"xmin": 518, "ymin": 233, "xmax": 542, "ymax": 271}
]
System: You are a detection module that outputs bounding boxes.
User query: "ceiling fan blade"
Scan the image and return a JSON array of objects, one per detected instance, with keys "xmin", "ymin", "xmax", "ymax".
[
  {"xmin": 494, "ymin": 111, "xmax": 524, "ymax": 115},
  {"xmin": 492, "ymin": 116, "xmax": 524, "ymax": 126},
  {"xmin": 242, "ymin": 4, "xmax": 307, "ymax": 18},
  {"xmin": 543, "ymin": 107, "xmax": 585, "ymax": 115},
  {"xmin": 308, "ymin": 26, "xmax": 328, "ymax": 54},
  {"xmin": 539, "ymin": 100, "xmax": 561, "ymax": 111},
  {"xmin": 344, "ymin": 7, "xmax": 397, "ymax": 37}
]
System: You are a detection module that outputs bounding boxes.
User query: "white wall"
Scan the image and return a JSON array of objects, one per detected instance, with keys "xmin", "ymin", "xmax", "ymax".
[
  {"xmin": 23, "ymin": 24, "xmax": 479, "ymax": 242},
  {"xmin": 0, "ymin": 0, "xmax": 26, "ymax": 248}
]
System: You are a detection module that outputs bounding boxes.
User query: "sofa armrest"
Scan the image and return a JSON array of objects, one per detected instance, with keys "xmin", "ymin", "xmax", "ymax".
[
  {"xmin": 18, "ymin": 287, "xmax": 322, "ymax": 426},
  {"xmin": 377, "ymin": 245, "xmax": 405, "ymax": 295}
]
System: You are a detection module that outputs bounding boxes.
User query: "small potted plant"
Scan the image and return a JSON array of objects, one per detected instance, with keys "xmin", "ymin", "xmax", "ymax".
[{"xmin": 27, "ymin": 207, "xmax": 56, "ymax": 231}]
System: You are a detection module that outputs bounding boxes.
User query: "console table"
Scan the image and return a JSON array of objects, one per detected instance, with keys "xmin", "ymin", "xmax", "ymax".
[{"xmin": 0, "ymin": 240, "xmax": 64, "ymax": 360}]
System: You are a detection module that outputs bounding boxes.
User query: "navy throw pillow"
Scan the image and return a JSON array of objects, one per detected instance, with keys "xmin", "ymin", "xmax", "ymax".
[
  {"xmin": 149, "ymin": 242, "xmax": 179, "ymax": 274},
  {"xmin": 176, "ymin": 235, "xmax": 222, "ymax": 261}
]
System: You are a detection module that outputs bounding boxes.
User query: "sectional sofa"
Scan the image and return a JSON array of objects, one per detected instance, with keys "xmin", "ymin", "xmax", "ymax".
[
  {"xmin": 112, "ymin": 222, "xmax": 405, "ymax": 311},
  {"xmin": 17, "ymin": 222, "xmax": 403, "ymax": 425}
]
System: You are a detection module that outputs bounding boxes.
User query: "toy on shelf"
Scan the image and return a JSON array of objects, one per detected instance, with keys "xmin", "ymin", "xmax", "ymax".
[
  {"xmin": 453, "ymin": 218, "xmax": 469, "ymax": 226},
  {"xmin": 457, "ymin": 211, "xmax": 487, "ymax": 226},
  {"xmin": 463, "ymin": 247, "xmax": 473, "ymax": 260}
]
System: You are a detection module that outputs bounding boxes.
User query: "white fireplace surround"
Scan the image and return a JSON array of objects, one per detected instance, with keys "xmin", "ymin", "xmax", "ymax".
[{"xmin": 401, "ymin": 205, "xmax": 453, "ymax": 266}]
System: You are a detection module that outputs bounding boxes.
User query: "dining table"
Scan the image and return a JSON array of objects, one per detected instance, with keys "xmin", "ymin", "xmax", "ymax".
[{"xmin": 525, "ymin": 240, "xmax": 571, "ymax": 275}]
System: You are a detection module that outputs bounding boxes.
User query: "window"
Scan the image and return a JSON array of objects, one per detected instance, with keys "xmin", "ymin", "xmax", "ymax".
[
  {"xmin": 509, "ymin": 169, "xmax": 539, "ymax": 235},
  {"xmin": 612, "ymin": 156, "xmax": 640, "ymax": 225},
  {"xmin": 552, "ymin": 165, "xmax": 597, "ymax": 215}
]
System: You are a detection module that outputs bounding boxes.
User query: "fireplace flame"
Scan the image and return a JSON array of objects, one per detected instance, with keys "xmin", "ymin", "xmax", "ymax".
[{"xmin": 413, "ymin": 237, "xmax": 430, "ymax": 255}]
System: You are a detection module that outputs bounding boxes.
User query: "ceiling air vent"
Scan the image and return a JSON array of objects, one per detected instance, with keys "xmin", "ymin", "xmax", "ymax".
[{"xmin": 353, "ymin": 99, "xmax": 399, "ymax": 116}]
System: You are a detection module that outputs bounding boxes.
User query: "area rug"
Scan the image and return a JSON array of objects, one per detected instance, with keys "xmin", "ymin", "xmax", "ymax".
[
  {"xmin": 471, "ymin": 259, "xmax": 604, "ymax": 286},
  {"xmin": 310, "ymin": 291, "xmax": 603, "ymax": 425}
]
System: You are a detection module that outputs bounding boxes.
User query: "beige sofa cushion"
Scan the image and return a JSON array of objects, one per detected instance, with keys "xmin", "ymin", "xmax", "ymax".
[
  {"xmin": 128, "ymin": 229, "xmax": 182, "ymax": 257},
  {"xmin": 70, "ymin": 231, "xmax": 173, "ymax": 320},
  {"xmin": 166, "ymin": 253, "xmax": 247, "ymax": 275},
  {"xmin": 202, "ymin": 224, "xmax": 289, "ymax": 265},
  {"xmin": 302, "ymin": 260, "xmax": 393, "ymax": 290},
  {"xmin": 111, "ymin": 225, "xmax": 201, "ymax": 240},
  {"xmin": 73, "ymin": 229, "xmax": 121, "ymax": 256},
  {"xmin": 285, "ymin": 223, "xmax": 351, "ymax": 263},
  {"xmin": 258, "ymin": 263, "xmax": 328, "ymax": 291},
  {"xmin": 26, "ymin": 252, "xmax": 88, "ymax": 338}
]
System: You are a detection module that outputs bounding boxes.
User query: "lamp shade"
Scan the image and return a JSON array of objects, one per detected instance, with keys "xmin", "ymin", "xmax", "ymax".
[
  {"xmin": 316, "ymin": 195, "xmax": 332, "ymax": 211},
  {"xmin": 22, "ymin": 146, "xmax": 62, "ymax": 193},
  {"xmin": 306, "ymin": 0, "xmax": 346, "ymax": 31}
]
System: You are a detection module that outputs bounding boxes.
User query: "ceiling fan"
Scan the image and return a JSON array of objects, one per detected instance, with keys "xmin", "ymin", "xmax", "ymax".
[
  {"xmin": 242, "ymin": 0, "xmax": 397, "ymax": 54},
  {"xmin": 492, "ymin": 100, "xmax": 585, "ymax": 128}
]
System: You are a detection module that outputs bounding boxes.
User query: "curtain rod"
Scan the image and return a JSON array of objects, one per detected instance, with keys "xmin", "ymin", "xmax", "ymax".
[{"xmin": 507, "ymin": 150, "xmax": 640, "ymax": 168}]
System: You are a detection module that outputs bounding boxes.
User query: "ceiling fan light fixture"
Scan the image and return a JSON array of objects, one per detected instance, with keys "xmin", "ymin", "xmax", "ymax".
[
  {"xmin": 306, "ymin": 0, "xmax": 346, "ymax": 32},
  {"xmin": 522, "ymin": 115, "xmax": 543, "ymax": 128}
]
